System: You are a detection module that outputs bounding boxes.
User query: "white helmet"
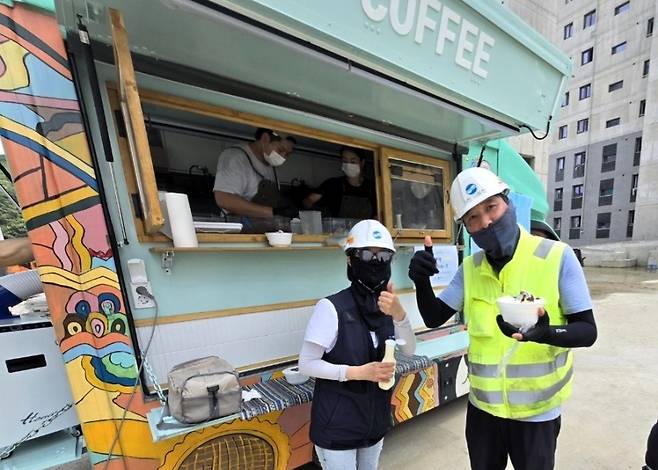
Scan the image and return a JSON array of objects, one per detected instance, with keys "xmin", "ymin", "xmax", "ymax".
[
  {"xmin": 343, "ymin": 219, "xmax": 395, "ymax": 252},
  {"xmin": 449, "ymin": 167, "xmax": 509, "ymax": 221}
]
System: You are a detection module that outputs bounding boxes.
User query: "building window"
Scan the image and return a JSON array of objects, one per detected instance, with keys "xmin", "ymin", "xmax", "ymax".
[
  {"xmin": 571, "ymin": 184, "xmax": 584, "ymax": 209},
  {"xmin": 643, "ymin": 59, "xmax": 650, "ymax": 77},
  {"xmin": 606, "ymin": 117, "xmax": 621, "ymax": 128},
  {"xmin": 598, "ymin": 178, "xmax": 614, "ymax": 206},
  {"xmin": 608, "ymin": 80, "xmax": 624, "ymax": 92},
  {"xmin": 596, "ymin": 213, "xmax": 611, "ymax": 239},
  {"xmin": 556, "ymin": 157, "xmax": 565, "ymax": 181},
  {"xmin": 554, "ymin": 187, "xmax": 563, "ymax": 211},
  {"xmin": 583, "ymin": 10, "xmax": 596, "ymax": 29},
  {"xmin": 564, "ymin": 22, "xmax": 574, "ymax": 39},
  {"xmin": 614, "ymin": 1, "xmax": 631, "ymax": 15},
  {"xmin": 639, "ymin": 99, "xmax": 646, "ymax": 117},
  {"xmin": 570, "ymin": 216, "xmax": 581, "ymax": 240},
  {"xmin": 577, "ymin": 118, "xmax": 589, "ymax": 134},
  {"xmin": 627, "ymin": 210, "xmax": 634, "ymax": 237},
  {"xmin": 648, "ymin": 18, "xmax": 654, "ymax": 37},
  {"xmin": 561, "ymin": 91, "xmax": 570, "ymax": 107},
  {"xmin": 581, "ymin": 48, "xmax": 594, "ymax": 65},
  {"xmin": 634, "ymin": 137, "xmax": 642, "ymax": 166},
  {"xmin": 611, "ymin": 41, "xmax": 627, "ymax": 55},
  {"xmin": 602, "ymin": 144, "xmax": 617, "ymax": 172},
  {"xmin": 579, "ymin": 83, "xmax": 592, "ymax": 100},
  {"xmin": 554, "ymin": 217, "xmax": 562, "ymax": 238},
  {"xmin": 574, "ymin": 151, "xmax": 586, "ymax": 178},
  {"xmin": 631, "ymin": 174, "xmax": 639, "ymax": 202},
  {"xmin": 558, "ymin": 125, "xmax": 568, "ymax": 139}
]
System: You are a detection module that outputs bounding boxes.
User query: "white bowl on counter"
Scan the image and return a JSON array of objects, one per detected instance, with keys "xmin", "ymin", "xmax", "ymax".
[
  {"xmin": 283, "ymin": 366, "xmax": 309, "ymax": 385},
  {"xmin": 265, "ymin": 231, "xmax": 293, "ymax": 247},
  {"xmin": 496, "ymin": 295, "xmax": 545, "ymax": 329}
]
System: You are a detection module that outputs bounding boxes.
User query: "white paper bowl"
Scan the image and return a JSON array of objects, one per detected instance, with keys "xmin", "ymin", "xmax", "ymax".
[
  {"xmin": 283, "ymin": 366, "xmax": 309, "ymax": 385},
  {"xmin": 496, "ymin": 296, "xmax": 545, "ymax": 329},
  {"xmin": 265, "ymin": 231, "xmax": 293, "ymax": 247}
]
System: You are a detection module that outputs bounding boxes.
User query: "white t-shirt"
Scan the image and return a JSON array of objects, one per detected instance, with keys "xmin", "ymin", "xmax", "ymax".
[
  {"xmin": 298, "ymin": 297, "xmax": 416, "ymax": 382},
  {"xmin": 212, "ymin": 144, "xmax": 275, "ymax": 201}
]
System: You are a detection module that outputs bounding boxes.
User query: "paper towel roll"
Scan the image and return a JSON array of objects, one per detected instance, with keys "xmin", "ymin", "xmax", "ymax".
[{"xmin": 162, "ymin": 192, "xmax": 198, "ymax": 248}]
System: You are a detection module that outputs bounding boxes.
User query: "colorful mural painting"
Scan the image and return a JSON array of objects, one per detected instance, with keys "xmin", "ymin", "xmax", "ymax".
[
  {"xmin": 0, "ymin": 2, "xmax": 158, "ymax": 467},
  {"xmin": 391, "ymin": 364, "xmax": 439, "ymax": 424}
]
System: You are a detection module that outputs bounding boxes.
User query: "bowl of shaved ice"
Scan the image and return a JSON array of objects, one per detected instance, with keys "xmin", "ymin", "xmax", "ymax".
[{"xmin": 496, "ymin": 291, "xmax": 545, "ymax": 329}]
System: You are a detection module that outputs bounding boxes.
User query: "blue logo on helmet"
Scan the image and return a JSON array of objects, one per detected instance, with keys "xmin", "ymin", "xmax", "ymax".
[
  {"xmin": 465, "ymin": 183, "xmax": 478, "ymax": 195},
  {"xmin": 372, "ymin": 230, "xmax": 382, "ymax": 239}
]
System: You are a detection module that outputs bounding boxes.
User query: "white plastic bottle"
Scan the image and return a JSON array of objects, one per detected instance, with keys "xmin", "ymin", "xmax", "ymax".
[{"xmin": 379, "ymin": 339, "xmax": 397, "ymax": 390}]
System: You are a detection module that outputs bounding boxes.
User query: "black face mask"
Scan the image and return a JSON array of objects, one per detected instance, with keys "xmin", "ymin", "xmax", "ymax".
[
  {"xmin": 347, "ymin": 257, "xmax": 393, "ymax": 350},
  {"xmin": 470, "ymin": 200, "xmax": 520, "ymax": 261},
  {"xmin": 347, "ymin": 257, "xmax": 391, "ymax": 295}
]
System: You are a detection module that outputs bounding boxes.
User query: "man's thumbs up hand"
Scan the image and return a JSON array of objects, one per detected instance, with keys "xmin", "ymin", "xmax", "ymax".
[{"xmin": 409, "ymin": 236, "xmax": 438, "ymax": 284}]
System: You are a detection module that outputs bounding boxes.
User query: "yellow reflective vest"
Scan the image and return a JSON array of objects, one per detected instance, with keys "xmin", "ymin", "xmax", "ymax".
[{"xmin": 463, "ymin": 228, "xmax": 573, "ymax": 419}]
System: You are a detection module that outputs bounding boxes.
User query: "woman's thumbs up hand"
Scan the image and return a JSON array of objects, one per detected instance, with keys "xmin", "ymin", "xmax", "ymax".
[{"xmin": 378, "ymin": 281, "xmax": 406, "ymax": 321}]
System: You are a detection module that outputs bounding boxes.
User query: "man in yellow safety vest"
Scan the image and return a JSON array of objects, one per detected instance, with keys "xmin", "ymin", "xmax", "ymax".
[{"xmin": 409, "ymin": 167, "xmax": 597, "ymax": 470}]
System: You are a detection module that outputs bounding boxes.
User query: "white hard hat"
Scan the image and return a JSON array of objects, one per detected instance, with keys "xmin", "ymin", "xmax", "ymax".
[
  {"xmin": 344, "ymin": 219, "xmax": 395, "ymax": 252},
  {"xmin": 449, "ymin": 167, "xmax": 509, "ymax": 221}
]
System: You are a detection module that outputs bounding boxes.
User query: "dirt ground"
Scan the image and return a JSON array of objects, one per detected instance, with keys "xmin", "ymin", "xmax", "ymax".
[{"xmin": 377, "ymin": 267, "xmax": 658, "ymax": 470}]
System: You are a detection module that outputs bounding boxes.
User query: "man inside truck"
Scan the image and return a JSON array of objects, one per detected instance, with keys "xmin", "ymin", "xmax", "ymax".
[
  {"xmin": 302, "ymin": 146, "xmax": 376, "ymax": 219},
  {"xmin": 213, "ymin": 128, "xmax": 298, "ymax": 219}
]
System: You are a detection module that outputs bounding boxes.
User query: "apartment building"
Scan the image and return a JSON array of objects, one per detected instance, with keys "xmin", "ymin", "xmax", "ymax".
[
  {"xmin": 503, "ymin": 0, "xmax": 559, "ymax": 186},
  {"xmin": 545, "ymin": 0, "xmax": 658, "ymax": 245}
]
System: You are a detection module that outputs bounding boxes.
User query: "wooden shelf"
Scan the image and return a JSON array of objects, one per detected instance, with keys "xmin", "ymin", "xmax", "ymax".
[{"xmin": 149, "ymin": 245, "xmax": 341, "ymax": 254}]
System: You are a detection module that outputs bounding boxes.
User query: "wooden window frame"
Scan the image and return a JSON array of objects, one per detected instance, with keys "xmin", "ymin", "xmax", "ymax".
[
  {"xmin": 109, "ymin": 9, "xmax": 164, "ymax": 235},
  {"xmin": 379, "ymin": 147, "xmax": 452, "ymax": 242},
  {"xmin": 107, "ymin": 85, "xmax": 453, "ymax": 245}
]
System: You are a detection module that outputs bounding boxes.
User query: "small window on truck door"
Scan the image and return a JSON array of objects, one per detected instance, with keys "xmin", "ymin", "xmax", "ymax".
[{"xmin": 380, "ymin": 148, "xmax": 452, "ymax": 241}]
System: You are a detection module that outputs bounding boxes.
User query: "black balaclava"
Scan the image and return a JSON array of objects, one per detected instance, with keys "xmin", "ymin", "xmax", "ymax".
[
  {"xmin": 469, "ymin": 199, "xmax": 520, "ymax": 272},
  {"xmin": 347, "ymin": 254, "xmax": 392, "ymax": 359}
]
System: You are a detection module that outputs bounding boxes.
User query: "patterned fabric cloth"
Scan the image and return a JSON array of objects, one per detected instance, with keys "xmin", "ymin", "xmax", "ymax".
[
  {"xmin": 394, "ymin": 351, "xmax": 432, "ymax": 376},
  {"xmin": 239, "ymin": 353, "xmax": 431, "ymax": 420},
  {"xmin": 241, "ymin": 377, "xmax": 316, "ymax": 420}
]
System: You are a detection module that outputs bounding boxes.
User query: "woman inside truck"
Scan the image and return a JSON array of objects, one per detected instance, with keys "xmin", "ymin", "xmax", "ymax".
[
  {"xmin": 299, "ymin": 219, "xmax": 416, "ymax": 470},
  {"xmin": 302, "ymin": 146, "xmax": 376, "ymax": 219}
]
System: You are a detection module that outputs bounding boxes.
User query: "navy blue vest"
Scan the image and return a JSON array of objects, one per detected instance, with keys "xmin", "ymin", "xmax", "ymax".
[{"xmin": 310, "ymin": 288, "xmax": 395, "ymax": 450}]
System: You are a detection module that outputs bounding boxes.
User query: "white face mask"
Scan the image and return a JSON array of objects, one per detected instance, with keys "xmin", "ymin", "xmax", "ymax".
[
  {"xmin": 264, "ymin": 150, "xmax": 286, "ymax": 167},
  {"xmin": 342, "ymin": 162, "xmax": 361, "ymax": 178}
]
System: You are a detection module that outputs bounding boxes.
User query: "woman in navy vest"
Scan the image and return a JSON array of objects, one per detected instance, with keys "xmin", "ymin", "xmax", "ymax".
[{"xmin": 299, "ymin": 219, "xmax": 416, "ymax": 469}]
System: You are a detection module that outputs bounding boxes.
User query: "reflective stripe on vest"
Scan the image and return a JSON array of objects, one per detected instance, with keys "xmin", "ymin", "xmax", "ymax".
[
  {"xmin": 533, "ymin": 238, "xmax": 555, "ymax": 259},
  {"xmin": 508, "ymin": 366, "xmax": 574, "ymax": 405},
  {"xmin": 470, "ymin": 365, "xmax": 573, "ymax": 406},
  {"xmin": 463, "ymin": 228, "xmax": 572, "ymax": 419},
  {"xmin": 469, "ymin": 351, "xmax": 570, "ymax": 379}
]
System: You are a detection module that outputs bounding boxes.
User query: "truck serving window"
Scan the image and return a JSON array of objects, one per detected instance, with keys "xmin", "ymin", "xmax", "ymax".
[{"xmin": 109, "ymin": 87, "xmax": 451, "ymax": 245}]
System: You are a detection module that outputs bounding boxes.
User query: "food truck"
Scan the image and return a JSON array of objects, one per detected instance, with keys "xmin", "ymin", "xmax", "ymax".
[{"xmin": 0, "ymin": 0, "xmax": 570, "ymax": 468}]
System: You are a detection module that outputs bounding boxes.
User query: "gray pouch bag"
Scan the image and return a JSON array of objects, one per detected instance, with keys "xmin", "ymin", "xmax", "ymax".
[{"xmin": 167, "ymin": 356, "xmax": 241, "ymax": 424}]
